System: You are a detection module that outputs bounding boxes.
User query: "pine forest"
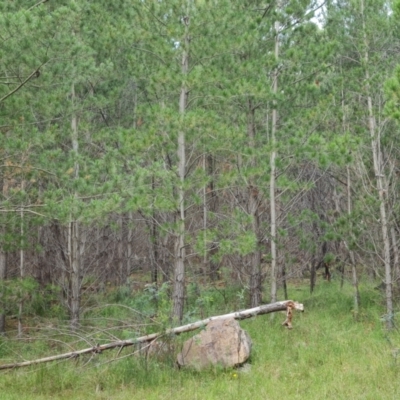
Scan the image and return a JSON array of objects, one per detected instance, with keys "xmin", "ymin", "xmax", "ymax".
[{"xmin": 1, "ymin": 1, "xmax": 400, "ymax": 398}]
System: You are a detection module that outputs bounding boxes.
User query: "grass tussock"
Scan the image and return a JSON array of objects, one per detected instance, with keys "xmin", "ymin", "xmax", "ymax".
[{"xmin": 1, "ymin": 280, "xmax": 400, "ymax": 399}]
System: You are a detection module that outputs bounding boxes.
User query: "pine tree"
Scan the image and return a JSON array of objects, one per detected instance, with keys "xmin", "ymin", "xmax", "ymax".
[{"xmin": 324, "ymin": 0, "xmax": 399, "ymax": 327}]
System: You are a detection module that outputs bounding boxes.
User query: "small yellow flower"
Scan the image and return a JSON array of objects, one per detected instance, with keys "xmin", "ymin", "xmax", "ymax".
[{"xmin": 232, "ymin": 373, "xmax": 238, "ymax": 379}]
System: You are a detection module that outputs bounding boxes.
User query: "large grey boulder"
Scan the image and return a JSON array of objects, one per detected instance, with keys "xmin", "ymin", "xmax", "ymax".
[{"xmin": 177, "ymin": 318, "xmax": 252, "ymax": 369}]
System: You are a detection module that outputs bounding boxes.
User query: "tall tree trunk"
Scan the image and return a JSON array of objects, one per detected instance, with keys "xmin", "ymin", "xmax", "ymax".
[
  {"xmin": 361, "ymin": 0, "xmax": 393, "ymax": 328},
  {"xmin": 341, "ymin": 79, "xmax": 360, "ymax": 313},
  {"xmin": 149, "ymin": 215, "xmax": 159, "ymax": 286},
  {"xmin": 249, "ymin": 193, "xmax": 262, "ymax": 307},
  {"xmin": 150, "ymin": 176, "xmax": 158, "ymax": 285},
  {"xmin": 18, "ymin": 182, "xmax": 25, "ymax": 337},
  {"xmin": 205, "ymin": 154, "xmax": 218, "ymax": 280},
  {"xmin": 0, "ymin": 248, "xmax": 6, "ymax": 334},
  {"xmin": 391, "ymin": 226, "xmax": 399, "ymax": 288},
  {"xmin": 69, "ymin": 221, "xmax": 80, "ymax": 330},
  {"xmin": 172, "ymin": 7, "xmax": 189, "ymax": 322},
  {"xmin": 346, "ymin": 167, "xmax": 360, "ymax": 314},
  {"xmin": 126, "ymin": 83, "xmax": 137, "ymax": 287},
  {"xmin": 127, "ymin": 211, "xmax": 133, "ymax": 283},
  {"xmin": 69, "ymin": 82, "xmax": 81, "ymax": 330},
  {"xmin": 0, "ymin": 173, "xmax": 9, "ymax": 334},
  {"xmin": 247, "ymin": 103, "xmax": 262, "ymax": 307},
  {"xmin": 281, "ymin": 262, "xmax": 288, "ymax": 300},
  {"xmin": 270, "ymin": 14, "xmax": 280, "ymax": 303},
  {"xmin": 310, "ymin": 250, "xmax": 317, "ymax": 294},
  {"xmin": 202, "ymin": 153, "xmax": 208, "ymax": 278},
  {"xmin": 118, "ymin": 215, "xmax": 125, "ymax": 285}
]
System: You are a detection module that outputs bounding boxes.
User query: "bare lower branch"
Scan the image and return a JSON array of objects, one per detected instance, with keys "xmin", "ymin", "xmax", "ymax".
[
  {"xmin": 0, "ymin": 209, "xmax": 46, "ymax": 217},
  {"xmin": 28, "ymin": 0, "xmax": 50, "ymax": 11},
  {"xmin": 0, "ymin": 63, "xmax": 46, "ymax": 104}
]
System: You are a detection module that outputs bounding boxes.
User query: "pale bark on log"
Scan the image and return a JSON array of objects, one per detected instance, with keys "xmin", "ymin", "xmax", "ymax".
[{"xmin": 0, "ymin": 300, "xmax": 303, "ymax": 371}]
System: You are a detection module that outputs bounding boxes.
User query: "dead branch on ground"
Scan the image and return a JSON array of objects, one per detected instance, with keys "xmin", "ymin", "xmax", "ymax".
[{"xmin": 0, "ymin": 300, "xmax": 304, "ymax": 371}]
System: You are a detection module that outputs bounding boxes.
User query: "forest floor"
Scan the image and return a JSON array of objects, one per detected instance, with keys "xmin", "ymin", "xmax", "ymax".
[{"xmin": 0, "ymin": 278, "xmax": 400, "ymax": 399}]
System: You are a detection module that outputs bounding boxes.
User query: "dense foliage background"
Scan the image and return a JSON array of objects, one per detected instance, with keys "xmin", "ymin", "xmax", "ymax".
[{"xmin": 1, "ymin": 0, "xmax": 400, "ymax": 331}]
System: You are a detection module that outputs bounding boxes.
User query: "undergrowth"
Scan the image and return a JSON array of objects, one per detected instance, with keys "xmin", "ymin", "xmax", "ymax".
[{"xmin": 1, "ymin": 280, "xmax": 400, "ymax": 399}]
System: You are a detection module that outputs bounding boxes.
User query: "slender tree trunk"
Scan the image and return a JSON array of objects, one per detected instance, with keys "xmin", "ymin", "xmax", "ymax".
[
  {"xmin": 281, "ymin": 262, "xmax": 288, "ymax": 299},
  {"xmin": 205, "ymin": 154, "xmax": 219, "ymax": 280},
  {"xmin": 0, "ymin": 248, "xmax": 6, "ymax": 334},
  {"xmin": 346, "ymin": 167, "xmax": 360, "ymax": 313},
  {"xmin": 310, "ymin": 257, "xmax": 317, "ymax": 294},
  {"xmin": 127, "ymin": 211, "xmax": 133, "ymax": 282},
  {"xmin": 247, "ymin": 103, "xmax": 262, "ymax": 307},
  {"xmin": 340, "ymin": 75, "xmax": 360, "ymax": 312},
  {"xmin": 118, "ymin": 215, "xmax": 124, "ymax": 285},
  {"xmin": 150, "ymin": 214, "xmax": 159, "ymax": 286},
  {"xmin": 270, "ymin": 16, "xmax": 280, "ymax": 303},
  {"xmin": 53, "ymin": 222, "xmax": 69, "ymax": 307},
  {"xmin": 151, "ymin": 176, "xmax": 158, "ymax": 285},
  {"xmin": 69, "ymin": 82, "xmax": 81, "ymax": 330},
  {"xmin": 172, "ymin": 7, "xmax": 189, "ymax": 322},
  {"xmin": 126, "ymin": 83, "xmax": 137, "ymax": 286},
  {"xmin": 391, "ymin": 226, "xmax": 399, "ymax": 288},
  {"xmin": 69, "ymin": 221, "xmax": 80, "ymax": 330},
  {"xmin": 161, "ymin": 233, "xmax": 171, "ymax": 283},
  {"xmin": 18, "ymin": 183, "xmax": 25, "ymax": 337},
  {"xmin": 0, "ymin": 173, "xmax": 9, "ymax": 334},
  {"xmin": 249, "ymin": 203, "xmax": 262, "ymax": 306},
  {"xmin": 203, "ymin": 153, "xmax": 208, "ymax": 278},
  {"xmin": 361, "ymin": 0, "xmax": 393, "ymax": 328}
]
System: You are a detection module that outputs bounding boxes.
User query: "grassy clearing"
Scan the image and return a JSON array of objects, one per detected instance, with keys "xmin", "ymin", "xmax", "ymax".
[{"xmin": 1, "ymin": 281, "xmax": 400, "ymax": 399}]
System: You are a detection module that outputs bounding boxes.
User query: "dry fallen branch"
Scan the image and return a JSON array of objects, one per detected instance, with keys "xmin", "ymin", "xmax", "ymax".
[
  {"xmin": 0, "ymin": 300, "xmax": 303, "ymax": 371},
  {"xmin": 0, "ymin": 62, "xmax": 47, "ymax": 104}
]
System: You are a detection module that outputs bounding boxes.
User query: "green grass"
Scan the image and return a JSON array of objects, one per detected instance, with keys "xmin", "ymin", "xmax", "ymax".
[{"xmin": 1, "ymin": 281, "xmax": 400, "ymax": 399}]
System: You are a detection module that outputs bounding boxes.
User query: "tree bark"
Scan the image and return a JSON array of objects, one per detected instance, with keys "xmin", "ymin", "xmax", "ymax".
[
  {"xmin": 391, "ymin": 226, "xmax": 399, "ymax": 288},
  {"xmin": 205, "ymin": 154, "xmax": 218, "ymax": 280},
  {"xmin": 0, "ymin": 248, "xmax": 7, "ymax": 334},
  {"xmin": 310, "ymin": 256, "xmax": 317, "ymax": 294},
  {"xmin": 127, "ymin": 211, "xmax": 134, "ymax": 282},
  {"xmin": 69, "ymin": 220, "xmax": 81, "ymax": 331},
  {"xmin": 18, "ymin": 183, "xmax": 25, "ymax": 337},
  {"xmin": 361, "ymin": 0, "xmax": 393, "ymax": 328},
  {"xmin": 203, "ymin": 153, "xmax": 208, "ymax": 277},
  {"xmin": 150, "ymin": 176, "xmax": 158, "ymax": 285},
  {"xmin": 346, "ymin": 167, "xmax": 360, "ymax": 313},
  {"xmin": 172, "ymin": 6, "xmax": 189, "ymax": 323},
  {"xmin": 270, "ymin": 14, "xmax": 280, "ymax": 304},
  {"xmin": 118, "ymin": 215, "xmax": 125, "ymax": 285},
  {"xmin": 69, "ymin": 82, "xmax": 81, "ymax": 331},
  {"xmin": 341, "ymin": 78, "xmax": 360, "ymax": 313},
  {"xmin": 0, "ymin": 173, "xmax": 9, "ymax": 334},
  {"xmin": 247, "ymin": 103, "xmax": 262, "ymax": 307}
]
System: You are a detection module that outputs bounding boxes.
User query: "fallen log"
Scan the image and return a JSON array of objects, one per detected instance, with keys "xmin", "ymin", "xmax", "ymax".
[{"xmin": 0, "ymin": 300, "xmax": 303, "ymax": 371}]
